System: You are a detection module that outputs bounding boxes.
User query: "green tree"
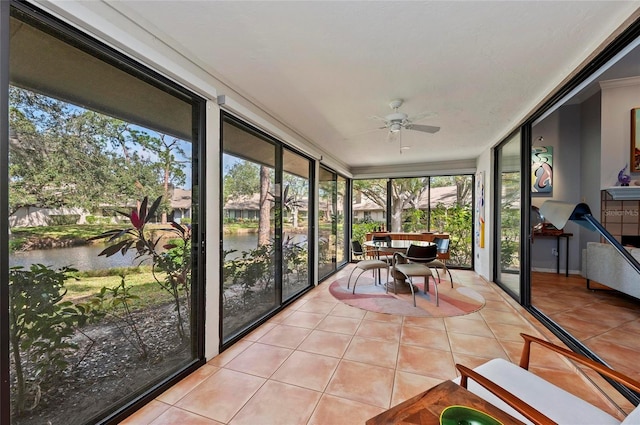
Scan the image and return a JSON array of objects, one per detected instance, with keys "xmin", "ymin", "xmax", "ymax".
[
  {"xmin": 8, "ymin": 87, "xmax": 170, "ymax": 219},
  {"xmin": 9, "ymin": 89, "xmax": 115, "ymax": 215},
  {"xmin": 223, "ymin": 158, "xmax": 273, "ymax": 246},
  {"xmin": 353, "ymin": 178, "xmax": 430, "ymax": 232},
  {"xmin": 134, "ymin": 132, "xmax": 189, "ymax": 223},
  {"xmin": 222, "ymin": 160, "xmax": 260, "ymax": 204}
]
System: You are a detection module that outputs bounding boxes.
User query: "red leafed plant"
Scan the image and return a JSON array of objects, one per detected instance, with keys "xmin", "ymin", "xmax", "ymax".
[{"xmin": 88, "ymin": 196, "xmax": 192, "ymax": 340}]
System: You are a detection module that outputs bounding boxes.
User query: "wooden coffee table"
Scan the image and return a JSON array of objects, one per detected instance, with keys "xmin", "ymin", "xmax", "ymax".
[{"xmin": 366, "ymin": 380, "xmax": 524, "ymax": 425}]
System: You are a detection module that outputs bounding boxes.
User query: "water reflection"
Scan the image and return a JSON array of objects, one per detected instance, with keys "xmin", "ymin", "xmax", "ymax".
[
  {"xmin": 10, "ymin": 233, "xmax": 308, "ymax": 271},
  {"xmin": 10, "ymin": 244, "xmax": 147, "ymax": 271}
]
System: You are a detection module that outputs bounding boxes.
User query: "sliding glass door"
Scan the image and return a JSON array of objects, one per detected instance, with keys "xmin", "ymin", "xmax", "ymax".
[
  {"xmin": 221, "ymin": 115, "xmax": 313, "ymax": 345},
  {"xmin": 494, "ymin": 132, "xmax": 522, "ymax": 299},
  {"xmin": 5, "ymin": 4, "xmax": 204, "ymax": 423}
]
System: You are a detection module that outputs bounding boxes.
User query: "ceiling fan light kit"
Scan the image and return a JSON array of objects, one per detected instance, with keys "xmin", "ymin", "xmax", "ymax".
[{"xmin": 375, "ymin": 99, "xmax": 441, "ymax": 153}]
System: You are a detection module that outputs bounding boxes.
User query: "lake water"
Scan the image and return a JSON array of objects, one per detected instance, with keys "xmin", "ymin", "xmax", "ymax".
[{"xmin": 10, "ymin": 232, "xmax": 308, "ymax": 271}]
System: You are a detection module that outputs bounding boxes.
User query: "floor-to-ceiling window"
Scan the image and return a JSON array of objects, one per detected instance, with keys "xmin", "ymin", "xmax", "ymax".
[
  {"xmin": 495, "ymin": 132, "xmax": 522, "ymax": 299},
  {"xmin": 352, "ymin": 178, "xmax": 388, "ymax": 246},
  {"xmin": 353, "ymin": 176, "xmax": 474, "ymax": 268},
  {"xmin": 5, "ymin": 4, "xmax": 204, "ymax": 424},
  {"xmin": 525, "ymin": 24, "xmax": 640, "ymax": 404},
  {"xmin": 318, "ymin": 166, "xmax": 348, "ymax": 279},
  {"xmin": 221, "ymin": 115, "xmax": 313, "ymax": 345},
  {"xmin": 282, "ymin": 148, "xmax": 312, "ymax": 299}
]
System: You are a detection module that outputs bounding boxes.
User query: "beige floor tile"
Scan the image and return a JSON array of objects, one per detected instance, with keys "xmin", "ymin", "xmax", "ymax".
[
  {"xmin": 355, "ymin": 320, "xmax": 402, "ymax": 343},
  {"xmin": 316, "ymin": 315, "xmax": 362, "ymax": 335},
  {"xmin": 343, "ymin": 336, "xmax": 399, "ymax": 368},
  {"xmin": 397, "ymin": 344, "xmax": 457, "ymax": 380},
  {"xmin": 175, "ymin": 369, "xmax": 265, "ymax": 423},
  {"xmin": 229, "ymin": 380, "xmax": 321, "ymax": 425},
  {"xmin": 270, "ymin": 350, "xmax": 340, "ymax": 391},
  {"xmin": 297, "ymin": 329, "xmax": 352, "ymax": 358},
  {"xmin": 257, "ymin": 324, "xmax": 312, "ymax": 348},
  {"xmin": 149, "ymin": 407, "xmax": 224, "ymax": 425},
  {"xmin": 403, "ymin": 316, "xmax": 446, "ymax": 331},
  {"xmin": 479, "ymin": 308, "xmax": 527, "ymax": 326},
  {"xmin": 206, "ymin": 339, "xmax": 252, "ymax": 367},
  {"xmin": 297, "ymin": 299, "xmax": 338, "ymax": 314},
  {"xmin": 280, "ymin": 310, "xmax": 327, "ymax": 329},
  {"xmin": 325, "ymin": 359, "xmax": 395, "ymax": 408},
  {"xmin": 241, "ymin": 322, "xmax": 276, "ymax": 342},
  {"xmin": 156, "ymin": 364, "xmax": 219, "ymax": 405},
  {"xmin": 400, "ymin": 324, "xmax": 450, "ymax": 351},
  {"xmin": 224, "ymin": 342, "xmax": 292, "ymax": 377},
  {"xmin": 486, "ymin": 321, "xmax": 540, "ymax": 342},
  {"xmin": 391, "ymin": 371, "xmax": 444, "ymax": 407},
  {"xmin": 328, "ymin": 302, "xmax": 368, "ymax": 319},
  {"xmin": 443, "ymin": 316, "xmax": 494, "ymax": 338},
  {"xmin": 447, "ymin": 332, "xmax": 508, "ymax": 360},
  {"xmin": 308, "ymin": 393, "xmax": 386, "ymax": 425}
]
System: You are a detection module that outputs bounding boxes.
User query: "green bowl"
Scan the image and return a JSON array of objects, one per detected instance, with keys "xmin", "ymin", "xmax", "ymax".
[{"xmin": 440, "ymin": 405, "xmax": 503, "ymax": 425}]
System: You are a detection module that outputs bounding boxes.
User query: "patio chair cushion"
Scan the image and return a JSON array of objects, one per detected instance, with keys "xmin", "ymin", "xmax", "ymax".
[{"xmin": 455, "ymin": 358, "xmax": 620, "ymax": 425}]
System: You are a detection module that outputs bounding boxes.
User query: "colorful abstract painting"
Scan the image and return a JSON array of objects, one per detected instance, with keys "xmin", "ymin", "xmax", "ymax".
[
  {"xmin": 532, "ymin": 146, "xmax": 553, "ymax": 194},
  {"xmin": 476, "ymin": 171, "xmax": 485, "ymax": 248}
]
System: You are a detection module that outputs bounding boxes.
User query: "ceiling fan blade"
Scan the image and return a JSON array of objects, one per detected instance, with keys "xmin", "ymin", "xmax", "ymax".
[
  {"xmin": 407, "ymin": 112, "xmax": 436, "ymax": 123},
  {"xmin": 406, "ymin": 124, "xmax": 440, "ymax": 134}
]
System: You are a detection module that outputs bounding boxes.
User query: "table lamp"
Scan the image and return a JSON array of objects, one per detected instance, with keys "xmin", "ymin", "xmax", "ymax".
[{"xmin": 539, "ymin": 201, "xmax": 640, "ymax": 275}]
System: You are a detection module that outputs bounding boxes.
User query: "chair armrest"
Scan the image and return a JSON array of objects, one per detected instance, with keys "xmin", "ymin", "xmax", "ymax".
[
  {"xmin": 518, "ymin": 333, "xmax": 640, "ymax": 393},
  {"xmin": 393, "ymin": 251, "xmax": 407, "ymax": 263},
  {"xmin": 456, "ymin": 364, "xmax": 557, "ymax": 425}
]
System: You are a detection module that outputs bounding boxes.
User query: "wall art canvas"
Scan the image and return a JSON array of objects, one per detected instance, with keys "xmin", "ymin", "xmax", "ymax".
[
  {"xmin": 532, "ymin": 146, "xmax": 553, "ymax": 194},
  {"xmin": 476, "ymin": 171, "xmax": 485, "ymax": 248}
]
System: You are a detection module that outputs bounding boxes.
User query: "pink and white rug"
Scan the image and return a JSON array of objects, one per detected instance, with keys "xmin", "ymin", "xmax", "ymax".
[{"xmin": 328, "ymin": 275, "xmax": 485, "ymax": 318}]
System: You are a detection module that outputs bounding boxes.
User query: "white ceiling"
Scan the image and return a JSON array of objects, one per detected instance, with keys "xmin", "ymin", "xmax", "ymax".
[{"xmin": 74, "ymin": 1, "xmax": 640, "ymax": 172}]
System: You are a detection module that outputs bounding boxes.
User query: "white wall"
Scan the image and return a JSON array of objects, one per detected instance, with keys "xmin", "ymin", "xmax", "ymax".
[
  {"xmin": 580, "ymin": 92, "xmax": 604, "ymax": 250},
  {"xmin": 600, "ymin": 77, "xmax": 640, "ymax": 188},
  {"xmin": 531, "ymin": 104, "xmax": 584, "ymax": 274}
]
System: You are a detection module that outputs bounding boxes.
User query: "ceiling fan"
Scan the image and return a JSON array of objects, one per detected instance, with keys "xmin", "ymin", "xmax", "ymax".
[{"xmin": 373, "ymin": 99, "xmax": 440, "ymax": 153}]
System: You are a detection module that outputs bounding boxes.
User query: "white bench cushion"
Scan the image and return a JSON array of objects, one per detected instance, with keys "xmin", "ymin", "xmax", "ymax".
[{"xmin": 455, "ymin": 358, "xmax": 620, "ymax": 425}]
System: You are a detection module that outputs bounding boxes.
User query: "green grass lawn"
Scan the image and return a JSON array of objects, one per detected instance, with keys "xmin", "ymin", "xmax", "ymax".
[{"xmin": 65, "ymin": 269, "xmax": 174, "ymax": 309}]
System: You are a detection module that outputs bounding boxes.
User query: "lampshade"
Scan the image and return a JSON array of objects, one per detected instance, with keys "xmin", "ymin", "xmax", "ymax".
[
  {"xmin": 539, "ymin": 200, "xmax": 640, "ymax": 275},
  {"xmin": 539, "ymin": 201, "xmax": 595, "ymax": 231}
]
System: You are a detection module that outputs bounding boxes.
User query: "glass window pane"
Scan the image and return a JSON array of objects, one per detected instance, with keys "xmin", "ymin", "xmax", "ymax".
[
  {"xmin": 318, "ymin": 167, "xmax": 337, "ymax": 278},
  {"xmin": 282, "ymin": 148, "xmax": 311, "ymax": 300},
  {"xmin": 352, "ymin": 179, "xmax": 387, "ymax": 247},
  {"xmin": 336, "ymin": 176, "xmax": 347, "ymax": 266},
  {"xmin": 430, "ymin": 176, "xmax": 474, "ymax": 267},
  {"xmin": 222, "ymin": 119, "xmax": 277, "ymax": 343},
  {"xmin": 8, "ymin": 10, "xmax": 199, "ymax": 424},
  {"xmin": 495, "ymin": 133, "xmax": 522, "ymax": 296}
]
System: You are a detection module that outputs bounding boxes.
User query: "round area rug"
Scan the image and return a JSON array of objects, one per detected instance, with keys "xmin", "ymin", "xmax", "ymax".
[{"xmin": 329, "ymin": 275, "xmax": 485, "ymax": 318}]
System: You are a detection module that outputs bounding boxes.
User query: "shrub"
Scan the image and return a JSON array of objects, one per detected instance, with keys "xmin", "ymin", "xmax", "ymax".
[{"xmin": 9, "ymin": 264, "xmax": 94, "ymax": 414}]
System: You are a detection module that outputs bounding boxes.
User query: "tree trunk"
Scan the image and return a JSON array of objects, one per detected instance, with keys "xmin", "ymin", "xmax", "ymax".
[
  {"xmin": 391, "ymin": 201, "xmax": 404, "ymax": 232},
  {"xmin": 292, "ymin": 206, "xmax": 299, "ymax": 228},
  {"xmin": 258, "ymin": 166, "xmax": 271, "ymax": 246}
]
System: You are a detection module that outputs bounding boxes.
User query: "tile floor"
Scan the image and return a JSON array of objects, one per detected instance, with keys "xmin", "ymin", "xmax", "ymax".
[
  {"xmin": 532, "ymin": 271, "xmax": 640, "ymax": 383},
  {"xmin": 122, "ymin": 267, "xmax": 630, "ymax": 424}
]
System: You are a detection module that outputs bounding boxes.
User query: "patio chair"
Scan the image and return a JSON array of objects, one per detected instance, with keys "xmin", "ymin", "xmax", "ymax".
[
  {"xmin": 426, "ymin": 237, "xmax": 453, "ymax": 284},
  {"xmin": 455, "ymin": 333, "xmax": 640, "ymax": 425},
  {"xmin": 391, "ymin": 243, "xmax": 438, "ymax": 306},
  {"xmin": 351, "ymin": 240, "xmax": 366, "ymax": 261},
  {"xmin": 371, "ymin": 234, "xmax": 394, "ymax": 264}
]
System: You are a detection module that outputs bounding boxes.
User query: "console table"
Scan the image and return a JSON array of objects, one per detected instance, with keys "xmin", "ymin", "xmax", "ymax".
[{"xmin": 532, "ymin": 231, "xmax": 573, "ymax": 276}]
